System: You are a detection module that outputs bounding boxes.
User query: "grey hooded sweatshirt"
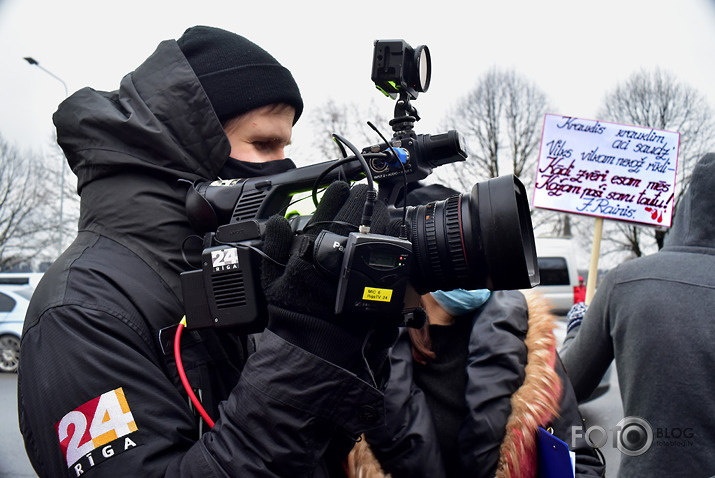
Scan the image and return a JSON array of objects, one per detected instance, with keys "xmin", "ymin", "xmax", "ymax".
[{"xmin": 561, "ymin": 153, "xmax": 715, "ymax": 477}]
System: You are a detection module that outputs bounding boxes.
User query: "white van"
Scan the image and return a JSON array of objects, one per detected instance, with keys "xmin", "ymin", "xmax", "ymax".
[{"xmin": 532, "ymin": 237, "xmax": 580, "ymax": 315}]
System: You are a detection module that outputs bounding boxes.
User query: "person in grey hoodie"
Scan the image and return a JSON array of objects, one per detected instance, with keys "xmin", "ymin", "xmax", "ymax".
[{"xmin": 560, "ymin": 152, "xmax": 715, "ymax": 477}]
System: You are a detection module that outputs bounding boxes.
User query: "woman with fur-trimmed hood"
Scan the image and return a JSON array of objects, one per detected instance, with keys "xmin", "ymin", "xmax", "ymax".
[
  {"xmin": 347, "ymin": 289, "xmax": 605, "ymax": 478},
  {"xmin": 345, "ymin": 185, "xmax": 605, "ymax": 478}
]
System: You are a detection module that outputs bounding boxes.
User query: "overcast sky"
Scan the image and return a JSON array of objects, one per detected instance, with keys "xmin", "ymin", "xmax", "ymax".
[{"xmin": 2, "ymin": 0, "xmax": 715, "ymax": 160}]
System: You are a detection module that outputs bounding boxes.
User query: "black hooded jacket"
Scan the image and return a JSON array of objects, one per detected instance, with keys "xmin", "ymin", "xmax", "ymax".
[
  {"xmin": 362, "ymin": 291, "xmax": 604, "ymax": 477},
  {"xmin": 18, "ymin": 39, "xmax": 383, "ymax": 477}
]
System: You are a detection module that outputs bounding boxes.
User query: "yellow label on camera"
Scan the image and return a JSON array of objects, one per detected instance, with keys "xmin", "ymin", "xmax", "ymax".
[{"xmin": 363, "ymin": 287, "xmax": 393, "ymax": 302}]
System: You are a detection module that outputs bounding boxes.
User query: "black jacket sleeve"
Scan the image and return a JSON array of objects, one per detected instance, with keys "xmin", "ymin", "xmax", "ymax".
[
  {"xmin": 550, "ymin": 357, "xmax": 606, "ymax": 477},
  {"xmin": 458, "ymin": 290, "xmax": 530, "ymax": 477},
  {"xmin": 363, "ymin": 333, "xmax": 446, "ymax": 478},
  {"xmin": 19, "ymin": 305, "xmax": 383, "ymax": 478},
  {"xmin": 560, "ymin": 271, "xmax": 616, "ymax": 402}
]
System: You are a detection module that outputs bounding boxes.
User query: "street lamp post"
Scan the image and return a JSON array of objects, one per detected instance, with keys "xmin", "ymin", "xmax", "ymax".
[
  {"xmin": 24, "ymin": 56, "xmax": 68, "ymax": 258},
  {"xmin": 24, "ymin": 57, "xmax": 69, "ymax": 98}
]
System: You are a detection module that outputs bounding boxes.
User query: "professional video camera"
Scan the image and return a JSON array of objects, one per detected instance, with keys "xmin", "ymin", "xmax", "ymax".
[{"xmin": 180, "ymin": 39, "xmax": 539, "ymax": 333}]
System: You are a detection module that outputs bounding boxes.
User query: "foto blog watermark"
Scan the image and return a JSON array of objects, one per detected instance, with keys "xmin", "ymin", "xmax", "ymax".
[{"xmin": 572, "ymin": 416, "xmax": 695, "ymax": 456}]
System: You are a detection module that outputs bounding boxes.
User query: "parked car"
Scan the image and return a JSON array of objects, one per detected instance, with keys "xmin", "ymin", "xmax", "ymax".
[
  {"xmin": 530, "ymin": 239, "xmax": 613, "ymax": 402},
  {"xmin": 0, "ymin": 272, "xmax": 43, "ymax": 288},
  {"xmin": 0, "ymin": 284, "xmax": 34, "ymax": 373},
  {"xmin": 532, "ymin": 237, "xmax": 581, "ymax": 315}
]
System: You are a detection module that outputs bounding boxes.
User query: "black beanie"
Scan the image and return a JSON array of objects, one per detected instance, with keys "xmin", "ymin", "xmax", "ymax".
[{"xmin": 177, "ymin": 26, "xmax": 303, "ymax": 124}]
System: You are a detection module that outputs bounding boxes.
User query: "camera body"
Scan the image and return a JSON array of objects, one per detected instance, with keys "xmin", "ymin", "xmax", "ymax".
[{"xmin": 180, "ymin": 39, "xmax": 539, "ymax": 333}]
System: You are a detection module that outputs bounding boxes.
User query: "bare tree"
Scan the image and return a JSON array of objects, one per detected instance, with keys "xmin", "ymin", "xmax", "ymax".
[
  {"xmin": 428, "ymin": 68, "xmax": 573, "ymax": 240},
  {"xmin": 0, "ymin": 134, "xmax": 65, "ymax": 269},
  {"xmin": 597, "ymin": 67, "xmax": 715, "ymax": 255},
  {"xmin": 48, "ymin": 136, "xmax": 80, "ymax": 257},
  {"xmin": 305, "ymin": 98, "xmax": 392, "ymax": 161},
  {"xmin": 435, "ymin": 67, "xmax": 552, "ymax": 192}
]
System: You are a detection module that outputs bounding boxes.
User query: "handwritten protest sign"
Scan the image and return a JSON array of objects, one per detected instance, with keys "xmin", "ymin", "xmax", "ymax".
[{"xmin": 533, "ymin": 114, "xmax": 680, "ymax": 227}]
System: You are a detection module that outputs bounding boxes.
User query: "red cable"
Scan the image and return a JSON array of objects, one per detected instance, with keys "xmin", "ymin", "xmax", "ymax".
[{"xmin": 174, "ymin": 319, "xmax": 215, "ymax": 428}]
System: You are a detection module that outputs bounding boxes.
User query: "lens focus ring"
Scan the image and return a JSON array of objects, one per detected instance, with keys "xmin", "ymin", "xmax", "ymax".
[
  {"xmin": 444, "ymin": 195, "xmax": 468, "ymax": 282},
  {"xmin": 422, "ymin": 203, "xmax": 443, "ymax": 282}
]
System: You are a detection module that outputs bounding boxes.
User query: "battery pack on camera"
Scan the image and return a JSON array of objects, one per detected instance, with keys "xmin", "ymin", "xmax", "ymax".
[{"xmin": 335, "ymin": 232, "xmax": 413, "ymax": 317}]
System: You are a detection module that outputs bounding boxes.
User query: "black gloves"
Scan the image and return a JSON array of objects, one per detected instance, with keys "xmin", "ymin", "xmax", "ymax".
[
  {"xmin": 260, "ymin": 181, "xmax": 396, "ymax": 375},
  {"xmin": 262, "ymin": 181, "xmax": 386, "ymax": 318}
]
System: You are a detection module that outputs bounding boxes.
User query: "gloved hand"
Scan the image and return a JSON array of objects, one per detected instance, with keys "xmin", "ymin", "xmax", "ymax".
[
  {"xmin": 260, "ymin": 181, "xmax": 396, "ymax": 373},
  {"xmin": 566, "ymin": 301, "xmax": 588, "ymax": 334}
]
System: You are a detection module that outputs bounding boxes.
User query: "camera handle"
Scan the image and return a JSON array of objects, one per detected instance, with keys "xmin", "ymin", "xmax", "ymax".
[{"xmin": 390, "ymin": 91, "xmax": 420, "ymax": 135}]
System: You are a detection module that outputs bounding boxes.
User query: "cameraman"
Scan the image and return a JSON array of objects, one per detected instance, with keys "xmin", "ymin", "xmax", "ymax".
[{"xmin": 18, "ymin": 26, "xmax": 396, "ymax": 477}]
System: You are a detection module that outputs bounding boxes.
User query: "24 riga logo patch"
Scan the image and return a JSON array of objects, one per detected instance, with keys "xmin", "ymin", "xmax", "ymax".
[{"xmin": 55, "ymin": 387, "xmax": 139, "ymax": 472}]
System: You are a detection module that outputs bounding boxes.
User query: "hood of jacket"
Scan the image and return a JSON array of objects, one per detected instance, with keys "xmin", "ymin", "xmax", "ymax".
[
  {"xmin": 53, "ymin": 40, "xmax": 231, "ymax": 299},
  {"xmin": 664, "ymin": 152, "xmax": 715, "ymax": 252}
]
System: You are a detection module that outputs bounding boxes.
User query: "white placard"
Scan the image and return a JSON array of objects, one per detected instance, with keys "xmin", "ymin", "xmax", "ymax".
[{"xmin": 533, "ymin": 114, "xmax": 680, "ymax": 227}]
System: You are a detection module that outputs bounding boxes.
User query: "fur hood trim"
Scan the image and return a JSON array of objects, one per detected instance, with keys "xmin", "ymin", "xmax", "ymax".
[{"xmin": 495, "ymin": 290, "xmax": 562, "ymax": 478}]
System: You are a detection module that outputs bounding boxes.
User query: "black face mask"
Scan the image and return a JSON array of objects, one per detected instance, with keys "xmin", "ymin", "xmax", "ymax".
[{"xmin": 218, "ymin": 157, "xmax": 297, "ymax": 179}]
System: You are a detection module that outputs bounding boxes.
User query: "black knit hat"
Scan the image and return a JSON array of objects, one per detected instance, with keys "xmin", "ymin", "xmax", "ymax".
[{"xmin": 177, "ymin": 26, "xmax": 303, "ymax": 124}]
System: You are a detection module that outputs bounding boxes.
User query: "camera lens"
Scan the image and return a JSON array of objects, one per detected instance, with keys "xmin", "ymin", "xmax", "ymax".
[
  {"xmin": 413, "ymin": 45, "xmax": 431, "ymax": 93},
  {"xmin": 405, "ymin": 175, "xmax": 539, "ymax": 293}
]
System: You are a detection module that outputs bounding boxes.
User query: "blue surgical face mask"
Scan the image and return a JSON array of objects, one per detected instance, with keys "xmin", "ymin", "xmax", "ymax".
[{"xmin": 430, "ymin": 288, "xmax": 491, "ymax": 316}]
